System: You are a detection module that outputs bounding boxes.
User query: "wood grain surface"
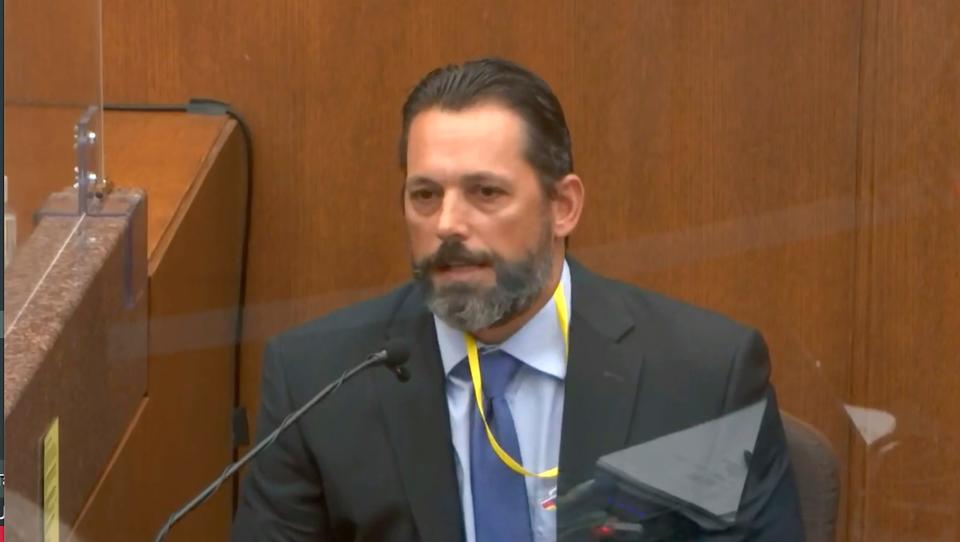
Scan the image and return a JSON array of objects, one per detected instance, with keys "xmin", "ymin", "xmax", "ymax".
[
  {"xmin": 849, "ymin": 1, "xmax": 960, "ymax": 540},
  {"xmin": 4, "ymin": 0, "xmax": 956, "ymax": 539},
  {"xmin": 3, "ymin": 0, "xmax": 101, "ymax": 106}
]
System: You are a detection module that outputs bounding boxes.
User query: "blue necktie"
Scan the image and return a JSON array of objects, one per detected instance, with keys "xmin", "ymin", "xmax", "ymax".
[{"xmin": 470, "ymin": 349, "xmax": 534, "ymax": 542}]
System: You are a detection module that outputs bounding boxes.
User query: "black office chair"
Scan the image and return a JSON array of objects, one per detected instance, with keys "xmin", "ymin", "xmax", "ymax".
[{"xmin": 782, "ymin": 412, "xmax": 841, "ymax": 542}]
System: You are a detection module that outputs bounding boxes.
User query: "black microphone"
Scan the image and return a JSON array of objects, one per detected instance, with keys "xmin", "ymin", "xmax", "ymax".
[
  {"xmin": 154, "ymin": 339, "xmax": 411, "ymax": 542},
  {"xmin": 384, "ymin": 341, "xmax": 412, "ymax": 381}
]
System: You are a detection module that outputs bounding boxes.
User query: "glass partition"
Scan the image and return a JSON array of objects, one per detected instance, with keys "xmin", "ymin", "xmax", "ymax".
[
  {"xmin": 4, "ymin": 2, "xmax": 957, "ymax": 542},
  {"xmin": 3, "ymin": 2, "xmax": 147, "ymax": 540},
  {"xmin": 3, "ymin": 0, "xmax": 106, "ymax": 317}
]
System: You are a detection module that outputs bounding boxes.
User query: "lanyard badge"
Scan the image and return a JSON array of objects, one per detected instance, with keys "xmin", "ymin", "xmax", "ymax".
[{"xmin": 463, "ymin": 281, "xmax": 569, "ymax": 478}]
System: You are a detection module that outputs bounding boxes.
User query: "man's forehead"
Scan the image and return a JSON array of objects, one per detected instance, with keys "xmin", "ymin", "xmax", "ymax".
[
  {"xmin": 408, "ymin": 103, "xmax": 526, "ymax": 146},
  {"xmin": 406, "ymin": 104, "xmax": 529, "ymax": 178}
]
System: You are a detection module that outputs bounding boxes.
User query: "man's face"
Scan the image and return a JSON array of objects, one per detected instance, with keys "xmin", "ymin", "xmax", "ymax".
[{"xmin": 404, "ymin": 102, "xmax": 555, "ymax": 332}]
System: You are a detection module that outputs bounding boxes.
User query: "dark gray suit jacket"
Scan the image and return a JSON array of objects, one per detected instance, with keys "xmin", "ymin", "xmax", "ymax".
[{"xmin": 232, "ymin": 260, "xmax": 804, "ymax": 541}]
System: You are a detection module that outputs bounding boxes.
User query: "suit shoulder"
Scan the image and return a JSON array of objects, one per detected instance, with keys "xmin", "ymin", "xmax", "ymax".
[
  {"xmin": 599, "ymin": 275, "xmax": 757, "ymax": 356},
  {"xmin": 595, "ymin": 274, "xmax": 771, "ymax": 412}
]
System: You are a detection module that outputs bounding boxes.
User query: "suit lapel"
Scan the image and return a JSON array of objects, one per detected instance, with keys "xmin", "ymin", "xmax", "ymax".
[
  {"xmin": 558, "ymin": 260, "xmax": 644, "ymax": 494},
  {"xmin": 376, "ymin": 292, "xmax": 464, "ymax": 542},
  {"xmin": 373, "ymin": 262, "xmax": 643, "ymax": 535}
]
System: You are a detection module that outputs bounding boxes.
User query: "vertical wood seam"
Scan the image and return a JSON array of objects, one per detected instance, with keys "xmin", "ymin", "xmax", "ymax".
[{"xmin": 848, "ymin": 0, "xmax": 881, "ymax": 540}]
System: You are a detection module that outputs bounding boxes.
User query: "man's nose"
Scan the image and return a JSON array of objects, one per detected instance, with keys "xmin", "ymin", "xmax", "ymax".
[{"xmin": 436, "ymin": 192, "xmax": 470, "ymax": 240}]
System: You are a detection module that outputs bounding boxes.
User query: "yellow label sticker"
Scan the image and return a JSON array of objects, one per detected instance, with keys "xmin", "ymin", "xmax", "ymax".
[{"xmin": 42, "ymin": 418, "xmax": 59, "ymax": 542}]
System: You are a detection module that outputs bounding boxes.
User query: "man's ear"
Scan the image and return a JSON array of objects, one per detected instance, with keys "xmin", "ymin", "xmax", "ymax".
[{"xmin": 551, "ymin": 173, "xmax": 585, "ymax": 239}]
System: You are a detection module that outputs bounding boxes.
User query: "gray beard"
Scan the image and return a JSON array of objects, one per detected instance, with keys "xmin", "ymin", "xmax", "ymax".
[{"xmin": 414, "ymin": 229, "xmax": 555, "ymax": 334}]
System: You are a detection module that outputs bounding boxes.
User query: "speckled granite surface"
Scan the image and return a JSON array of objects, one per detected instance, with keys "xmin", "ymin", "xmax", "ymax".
[{"xmin": 3, "ymin": 188, "xmax": 149, "ymax": 540}]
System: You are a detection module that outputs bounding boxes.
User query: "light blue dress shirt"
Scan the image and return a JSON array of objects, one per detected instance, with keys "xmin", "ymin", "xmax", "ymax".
[{"xmin": 434, "ymin": 260, "xmax": 571, "ymax": 542}]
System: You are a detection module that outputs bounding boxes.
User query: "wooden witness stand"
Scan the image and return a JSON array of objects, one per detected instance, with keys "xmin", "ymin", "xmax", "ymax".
[{"xmin": 3, "ymin": 106, "xmax": 247, "ymax": 541}]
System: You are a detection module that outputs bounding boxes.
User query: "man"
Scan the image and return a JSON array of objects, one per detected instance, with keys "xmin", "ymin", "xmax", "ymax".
[{"xmin": 232, "ymin": 58, "xmax": 803, "ymax": 541}]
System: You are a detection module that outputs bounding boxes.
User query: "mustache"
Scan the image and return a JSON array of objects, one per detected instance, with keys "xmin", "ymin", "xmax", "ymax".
[{"xmin": 414, "ymin": 240, "xmax": 495, "ymax": 273}]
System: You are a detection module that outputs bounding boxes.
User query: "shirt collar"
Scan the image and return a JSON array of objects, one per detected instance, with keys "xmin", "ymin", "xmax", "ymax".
[{"xmin": 434, "ymin": 259, "xmax": 571, "ymax": 381}]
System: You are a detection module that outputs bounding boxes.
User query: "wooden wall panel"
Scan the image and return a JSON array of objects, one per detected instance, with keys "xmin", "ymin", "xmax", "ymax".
[
  {"xmin": 568, "ymin": 8, "xmax": 861, "ymax": 538},
  {"xmin": 3, "ymin": 0, "xmax": 101, "ymax": 105},
  {"xmin": 851, "ymin": 1, "xmax": 960, "ymax": 540}
]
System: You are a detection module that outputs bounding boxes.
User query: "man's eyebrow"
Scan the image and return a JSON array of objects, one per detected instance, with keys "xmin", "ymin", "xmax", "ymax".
[
  {"xmin": 404, "ymin": 175, "xmax": 438, "ymax": 186},
  {"xmin": 462, "ymin": 171, "xmax": 510, "ymax": 184}
]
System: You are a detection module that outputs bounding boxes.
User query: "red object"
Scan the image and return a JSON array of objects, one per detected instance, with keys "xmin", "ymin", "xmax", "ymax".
[{"xmin": 592, "ymin": 524, "xmax": 615, "ymax": 538}]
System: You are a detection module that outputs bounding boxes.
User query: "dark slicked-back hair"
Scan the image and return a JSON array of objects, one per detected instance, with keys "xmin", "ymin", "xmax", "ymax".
[{"xmin": 398, "ymin": 58, "xmax": 574, "ymax": 195}]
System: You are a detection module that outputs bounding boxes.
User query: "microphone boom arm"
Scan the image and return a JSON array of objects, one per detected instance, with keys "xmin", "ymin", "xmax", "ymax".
[{"xmin": 154, "ymin": 344, "xmax": 408, "ymax": 542}]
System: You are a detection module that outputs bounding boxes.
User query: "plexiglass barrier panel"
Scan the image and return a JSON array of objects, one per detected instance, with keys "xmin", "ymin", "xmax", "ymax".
[
  {"xmin": 4, "ymin": 0, "xmax": 114, "ymax": 539},
  {"xmin": 0, "ymin": 2, "xmax": 953, "ymax": 542},
  {"xmin": 3, "ymin": 0, "xmax": 105, "ymax": 261}
]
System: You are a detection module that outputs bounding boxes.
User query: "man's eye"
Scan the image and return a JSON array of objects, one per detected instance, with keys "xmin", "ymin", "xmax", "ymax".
[
  {"xmin": 411, "ymin": 189, "xmax": 437, "ymax": 200},
  {"xmin": 476, "ymin": 186, "xmax": 504, "ymax": 199}
]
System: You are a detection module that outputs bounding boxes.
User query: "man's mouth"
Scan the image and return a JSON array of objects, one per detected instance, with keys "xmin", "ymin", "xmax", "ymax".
[{"xmin": 434, "ymin": 262, "xmax": 489, "ymax": 277}]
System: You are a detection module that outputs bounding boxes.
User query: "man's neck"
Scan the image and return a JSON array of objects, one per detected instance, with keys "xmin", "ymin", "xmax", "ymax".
[{"xmin": 472, "ymin": 252, "xmax": 565, "ymax": 345}]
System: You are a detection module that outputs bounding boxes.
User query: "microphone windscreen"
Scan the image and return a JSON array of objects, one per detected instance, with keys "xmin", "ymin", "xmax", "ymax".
[{"xmin": 382, "ymin": 338, "xmax": 412, "ymax": 367}]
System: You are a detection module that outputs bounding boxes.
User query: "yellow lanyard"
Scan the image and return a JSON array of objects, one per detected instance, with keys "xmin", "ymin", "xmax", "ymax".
[{"xmin": 464, "ymin": 281, "xmax": 569, "ymax": 478}]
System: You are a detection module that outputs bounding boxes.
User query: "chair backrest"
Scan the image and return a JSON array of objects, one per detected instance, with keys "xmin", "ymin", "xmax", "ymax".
[{"xmin": 781, "ymin": 412, "xmax": 840, "ymax": 542}]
